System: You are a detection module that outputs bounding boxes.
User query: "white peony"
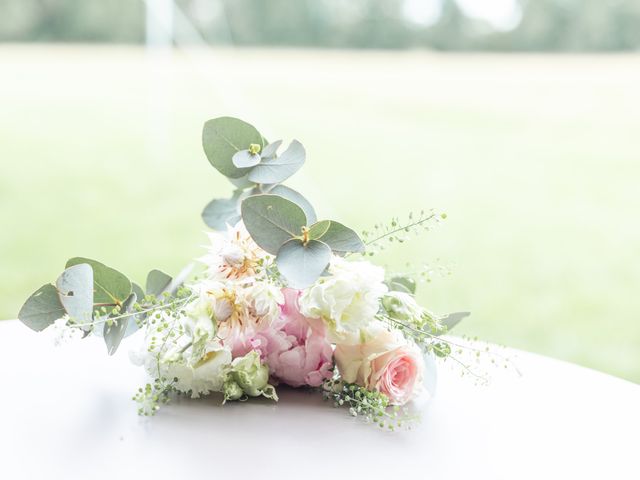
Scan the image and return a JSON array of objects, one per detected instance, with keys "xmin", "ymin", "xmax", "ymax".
[
  {"xmin": 239, "ymin": 281, "xmax": 284, "ymax": 324},
  {"xmin": 299, "ymin": 257, "xmax": 387, "ymax": 341}
]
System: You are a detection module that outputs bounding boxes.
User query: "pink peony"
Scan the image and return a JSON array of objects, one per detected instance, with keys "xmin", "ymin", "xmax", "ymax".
[
  {"xmin": 222, "ymin": 289, "xmax": 333, "ymax": 388},
  {"xmin": 266, "ymin": 289, "xmax": 333, "ymax": 387},
  {"xmin": 334, "ymin": 325, "xmax": 423, "ymax": 405}
]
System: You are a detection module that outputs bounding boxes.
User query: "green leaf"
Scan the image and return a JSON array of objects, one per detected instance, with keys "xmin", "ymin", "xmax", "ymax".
[
  {"xmin": 165, "ymin": 262, "xmax": 194, "ymax": 296},
  {"xmin": 308, "ymin": 220, "xmax": 331, "ymax": 240},
  {"xmin": 56, "ymin": 263, "xmax": 94, "ymax": 329},
  {"xmin": 316, "ymin": 221, "xmax": 365, "ymax": 254},
  {"xmin": 66, "ymin": 257, "xmax": 132, "ymax": 306},
  {"xmin": 389, "ymin": 276, "xmax": 417, "ymax": 295},
  {"xmin": 276, "ymin": 239, "xmax": 331, "ymax": 289},
  {"xmin": 247, "ymin": 140, "xmax": 305, "ymax": 184},
  {"xmin": 439, "ymin": 312, "xmax": 471, "ymax": 332},
  {"xmin": 132, "ymin": 282, "xmax": 145, "ymax": 303},
  {"xmin": 232, "ymin": 150, "xmax": 261, "ymax": 168},
  {"xmin": 146, "ymin": 269, "xmax": 172, "ymax": 297},
  {"xmin": 261, "ymin": 140, "xmax": 282, "ymax": 159},
  {"xmin": 267, "ymin": 185, "xmax": 317, "ymax": 224},
  {"xmin": 202, "ymin": 190, "xmax": 245, "ymax": 230},
  {"xmin": 241, "ymin": 194, "xmax": 307, "ymax": 255},
  {"xmin": 228, "ymin": 173, "xmax": 255, "ymax": 190},
  {"xmin": 18, "ymin": 284, "xmax": 66, "ymax": 332},
  {"xmin": 104, "ymin": 292, "xmax": 137, "ymax": 355},
  {"xmin": 125, "ymin": 282, "xmax": 145, "ymax": 337},
  {"xmin": 202, "ymin": 117, "xmax": 264, "ymax": 179}
]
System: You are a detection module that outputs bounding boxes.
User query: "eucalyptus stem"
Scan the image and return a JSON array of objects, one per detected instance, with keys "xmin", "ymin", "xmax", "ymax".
[{"xmin": 69, "ymin": 294, "xmax": 196, "ymax": 329}]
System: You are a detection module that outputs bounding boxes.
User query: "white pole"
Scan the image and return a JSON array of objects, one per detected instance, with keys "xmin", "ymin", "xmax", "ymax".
[
  {"xmin": 144, "ymin": 0, "xmax": 174, "ymax": 163},
  {"xmin": 145, "ymin": 0, "xmax": 174, "ymax": 48}
]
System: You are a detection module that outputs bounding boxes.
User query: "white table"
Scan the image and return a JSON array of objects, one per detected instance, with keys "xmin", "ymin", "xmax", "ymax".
[{"xmin": 1, "ymin": 320, "xmax": 638, "ymax": 480}]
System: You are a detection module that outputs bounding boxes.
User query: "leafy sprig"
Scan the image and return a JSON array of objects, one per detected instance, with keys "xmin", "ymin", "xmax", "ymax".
[
  {"xmin": 361, "ymin": 210, "xmax": 445, "ymax": 256},
  {"xmin": 322, "ymin": 377, "xmax": 418, "ymax": 431}
]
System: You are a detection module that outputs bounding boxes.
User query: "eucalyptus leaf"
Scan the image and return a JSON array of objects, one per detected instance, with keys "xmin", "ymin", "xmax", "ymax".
[
  {"xmin": 439, "ymin": 312, "xmax": 471, "ymax": 332},
  {"xmin": 247, "ymin": 140, "xmax": 305, "ymax": 184},
  {"xmin": 125, "ymin": 282, "xmax": 145, "ymax": 336},
  {"xmin": 66, "ymin": 257, "xmax": 132, "ymax": 306},
  {"xmin": 241, "ymin": 194, "xmax": 307, "ymax": 254},
  {"xmin": 316, "ymin": 221, "xmax": 365, "ymax": 254},
  {"xmin": 18, "ymin": 284, "xmax": 66, "ymax": 332},
  {"xmin": 132, "ymin": 282, "xmax": 145, "ymax": 303},
  {"xmin": 202, "ymin": 117, "xmax": 264, "ymax": 179},
  {"xmin": 387, "ymin": 281, "xmax": 412, "ymax": 294},
  {"xmin": 166, "ymin": 263, "xmax": 194, "ymax": 296},
  {"xmin": 268, "ymin": 185, "xmax": 317, "ymax": 224},
  {"xmin": 104, "ymin": 292, "xmax": 137, "ymax": 355},
  {"xmin": 232, "ymin": 150, "xmax": 261, "ymax": 168},
  {"xmin": 276, "ymin": 239, "xmax": 331, "ymax": 289},
  {"xmin": 389, "ymin": 276, "xmax": 417, "ymax": 295},
  {"xmin": 228, "ymin": 173, "xmax": 255, "ymax": 190},
  {"xmin": 308, "ymin": 220, "xmax": 331, "ymax": 240},
  {"xmin": 56, "ymin": 263, "xmax": 94, "ymax": 329},
  {"xmin": 202, "ymin": 190, "xmax": 244, "ymax": 230},
  {"xmin": 146, "ymin": 269, "xmax": 172, "ymax": 297},
  {"xmin": 261, "ymin": 140, "xmax": 282, "ymax": 159}
]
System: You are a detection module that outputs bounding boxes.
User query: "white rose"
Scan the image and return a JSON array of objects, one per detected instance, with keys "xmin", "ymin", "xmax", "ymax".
[{"xmin": 299, "ymin": 257, "xmax": 387, "ymax": 341}]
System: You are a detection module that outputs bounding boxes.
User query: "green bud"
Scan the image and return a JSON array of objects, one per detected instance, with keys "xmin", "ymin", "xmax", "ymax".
[
  {"xmin": 223, "ymin": 379, "xmax": 244, "ymax": 402},
  {"xmin": 230, "ymin": 351, "xmax": 270, "ymax": 397},
  {"xmin": 248, "ymin": 143, "xmax": 261, "ymax": 155}
]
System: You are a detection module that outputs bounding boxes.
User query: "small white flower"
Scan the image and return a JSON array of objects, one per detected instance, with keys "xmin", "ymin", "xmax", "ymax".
[
  {"xmin": 45, "ymin": 316, "xmax": 83, "ymax": 346},
  {"xmin": 299, "ymin": 257, "xmax": 387, "ymax": 341}
]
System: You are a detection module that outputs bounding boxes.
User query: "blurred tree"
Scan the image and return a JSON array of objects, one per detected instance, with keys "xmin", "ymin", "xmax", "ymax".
[{"xmin": 1, "ymin": 0, "xmax": 640, "ymax": 50}]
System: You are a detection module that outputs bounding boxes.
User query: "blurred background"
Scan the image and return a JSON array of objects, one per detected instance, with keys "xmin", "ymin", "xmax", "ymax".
[{"xmin": 1, "ymin": 0, "xmax": 638, "ymax": 382}]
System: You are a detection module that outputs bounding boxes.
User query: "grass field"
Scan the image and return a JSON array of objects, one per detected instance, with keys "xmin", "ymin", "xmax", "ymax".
[{"xmin": 1, "ymin": 45, "xmax": 639, "ymax": 381}]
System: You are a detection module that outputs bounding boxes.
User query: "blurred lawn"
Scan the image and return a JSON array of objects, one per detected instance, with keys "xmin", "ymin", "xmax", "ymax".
[{"xmin": 1, "ymin": 45, "xmax": 639, "ymax": 381}]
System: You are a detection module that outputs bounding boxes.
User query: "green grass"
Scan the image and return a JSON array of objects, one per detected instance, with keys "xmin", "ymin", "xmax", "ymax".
[{"xmin": 1, "ymin": 45, "xmax": 639, "ymax": 382}]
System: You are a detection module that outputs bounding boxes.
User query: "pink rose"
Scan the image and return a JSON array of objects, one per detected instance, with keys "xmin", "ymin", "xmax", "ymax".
[{"xmin": 334, "ymin": 325, "xmax": 423, "ymax": 405}]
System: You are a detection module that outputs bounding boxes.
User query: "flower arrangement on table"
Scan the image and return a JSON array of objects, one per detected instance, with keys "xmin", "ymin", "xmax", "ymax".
[{"xmin": 18, "ymin": 116, "xmax": 479, "ymax": 430}]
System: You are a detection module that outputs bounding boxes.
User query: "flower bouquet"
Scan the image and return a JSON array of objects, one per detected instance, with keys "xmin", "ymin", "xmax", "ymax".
[{"xmin": 18, "ymin": 117, "xmax": 475, "ymax": 429}]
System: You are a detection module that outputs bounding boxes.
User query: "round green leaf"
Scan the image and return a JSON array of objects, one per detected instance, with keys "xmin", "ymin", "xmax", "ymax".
[
  {"xmin": 232, "ymin": 150, "xmax": 261, "ymax": 168},
  {"xmin": 315, "ymin": 221, "xmax": 365, "ymax": 254},
  {"xmin": 248, "ymin": 140, "xmax": 305, "ymax": 184},
  {"xmin": 276, "ymin": 239, "xmax": 331, "ymax": 289},
  {"xmin": 241, "ymin": 194, "xmax": 307, "ymax": 255},
  {"xmin": 65, "ymin": 257, "xmax": 131, "ymax": 306},
  {"xmin": 145, "ymin": 269, "xmax": 172, "ymax": 297},
  {"xmin": 308, "ymin": 220, "xmax": 331, "ymax": 240},
  {"xmin": 56, "ymin": 263, "xmax": 94, "ymax": 328},
  {"xmin": 267, "ymin": 185, "xmax": 317, "ymax": 224},
  {"xmin": 202, "ymin": 117, "xmax": 264, "ymax": 179},
  {"xmin": 389, "ymin": 275, "xmax": 417, "ymax": 295},
  {"xmin": 261, "ymin": 140, "xmax": 282, "ymax": 159},
  {"xmin": 228, "ymin": 173, "xmax": 255, "ymax": 190},
  {"xmin": 18, "ymin": 284, "xmax": 66, "ymax": 332},
  {"xmin": 202, "ymin": 190, "xmax": 245, "ymax": 231}
]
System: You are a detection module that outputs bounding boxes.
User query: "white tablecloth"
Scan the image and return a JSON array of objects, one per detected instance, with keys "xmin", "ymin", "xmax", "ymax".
[{"xmin": 1, "ymin": 320, "xmax": 638, "ymax": 479}]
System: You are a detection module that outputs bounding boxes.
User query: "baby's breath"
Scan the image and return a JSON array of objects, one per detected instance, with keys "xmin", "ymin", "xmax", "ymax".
[{"xmin": 322, "ymin": 377, "xmax": 418, "ymax": 431}]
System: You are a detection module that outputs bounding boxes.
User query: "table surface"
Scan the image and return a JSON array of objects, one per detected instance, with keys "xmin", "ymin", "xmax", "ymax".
[{"xmin": 1, "ymin": 320, "xmax": 638, "ymax": 480}]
